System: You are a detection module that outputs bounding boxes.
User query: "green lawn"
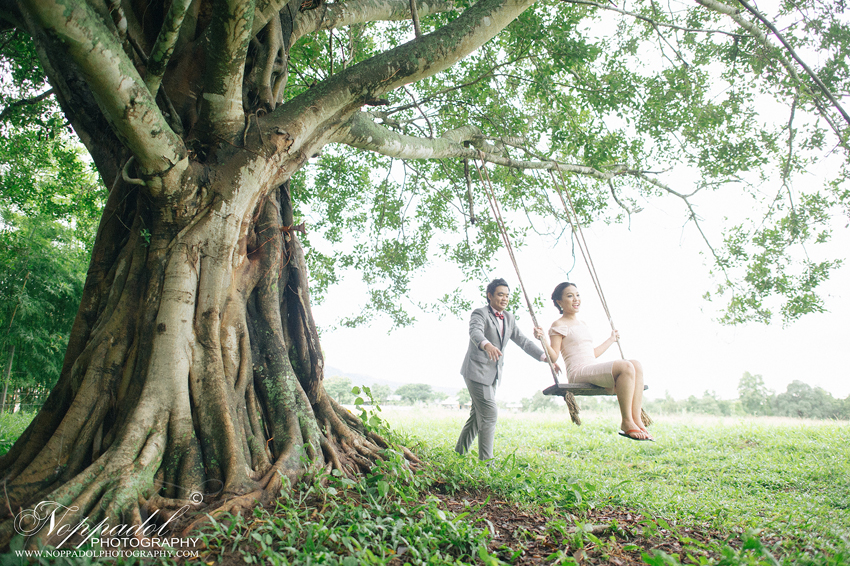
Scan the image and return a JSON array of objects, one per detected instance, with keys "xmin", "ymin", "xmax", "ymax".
[
  {"xmin": 2, "ymin": 408, "xmax": 848, "ymax": 564},
  {"xmin": 384, "ymin": 407, "xmax": 850, "ymax": 562},
  {"xmin": 0, "ymin": 411, "xmax": 35, "ymax": 457}
]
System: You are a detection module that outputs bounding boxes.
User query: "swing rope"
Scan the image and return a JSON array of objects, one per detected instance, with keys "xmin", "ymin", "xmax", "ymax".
[
  {"xmin": 549, "ymin": 168, "xmax": 653, "ymax": 427},
  {"xmin": 547, "ymin": 170, "xmax": 624, "ymax": 359},
  {"xmin": 471, "ymin": 153, "xmax": 565, "ymax": 394}
]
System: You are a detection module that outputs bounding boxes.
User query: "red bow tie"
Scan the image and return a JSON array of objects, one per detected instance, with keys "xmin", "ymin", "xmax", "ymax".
[{"xmin": 493, "ymin": 310, "xmax": 504, "ymax": 320}]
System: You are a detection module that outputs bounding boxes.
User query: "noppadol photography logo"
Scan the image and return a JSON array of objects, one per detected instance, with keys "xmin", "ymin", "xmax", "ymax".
[{"xmin": 12, "ymin": 499, "xmax": 201, "ymax": 558}]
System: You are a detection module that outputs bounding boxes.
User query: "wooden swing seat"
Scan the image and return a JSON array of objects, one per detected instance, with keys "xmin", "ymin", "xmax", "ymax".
[
  {"xmin": 542, "ymin": 383, "xmax": 648, "ymax": 396},
  {"xmin": 543, "ymin": 383, "xmax": 651, "ymax": 426}
]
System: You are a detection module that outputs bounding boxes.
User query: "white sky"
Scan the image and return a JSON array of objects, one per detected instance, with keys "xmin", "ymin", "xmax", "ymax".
[{"xmin": 313, "ymin": 181, "xmax": 850, "ymax": 404}]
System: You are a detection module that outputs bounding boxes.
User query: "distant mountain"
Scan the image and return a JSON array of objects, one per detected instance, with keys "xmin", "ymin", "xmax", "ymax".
[{"xmin": 323, "ymin": 365, "xmax": 460, "ymax": 396}]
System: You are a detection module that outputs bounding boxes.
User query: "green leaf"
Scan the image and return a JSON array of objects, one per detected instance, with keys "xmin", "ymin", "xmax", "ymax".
[{"xmin": 377, "ymin": 480, "xmax": 389, "ymax": 498}]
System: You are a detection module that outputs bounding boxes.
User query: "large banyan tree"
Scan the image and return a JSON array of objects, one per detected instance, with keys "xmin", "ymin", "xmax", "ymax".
[{"xmin": 0, "ymin": 0, "xmax": 847, "ymax": 549}]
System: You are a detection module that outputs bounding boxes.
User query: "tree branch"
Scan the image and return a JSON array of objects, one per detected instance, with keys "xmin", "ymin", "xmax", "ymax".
[
  {"xmin": 0, "ymin": 1, "xmax": 24, "ymax": 30},
  {"xmin": 733, "ymin": 0, "xmax": 850, "ymax": 128},
  {"xmin": 252, "ymin": 0, "xmax": 295, "ymax": 37},
  {"xmin": 380, "ymin": 52, "xmax": 533, "ymax": 115},
  {"xmin": 337, "ymin": 112, "xmax": 622, "ymax": 180},
  {"xmin": 19, "ymin": 0, "xmax": 186, "ymax": 183},
  {"xmin": 645, "ymin": 0, "xmax": 690, "ymax": 68},
  {"xmin": 197, "ymin": 0, "xmax": 257, "ymax": 143},
  {"xmin": 630, "ymin": 171, "xmax": 732, "ymax": 282},
  {"xmin": 250, "ymin": 15, "xmax": 285, "ymax": 109},
  {"xmin": 401, "ymin": 86, "xmax": 433, "ymax": 137},
  {"xmin": 560, "ymin": 0, "xmax": 743, "ymax": 38},
  {"xmin": 0, "ymin": 89, "xmax": 54, "ymax": 122},
  {"xmin": 145, "ymin": 0, "xmax": 194, "ymax": 96},
  {"xmin": 608, "ymin": 179, "xmax": 638, "ymax": 218},
  {"xmin": 267, "ymin": 0, "xmax": 536, "ymax": 164},
  {"xmin": 696, "ymin": 0, "xmax": 849, "ymax": 147},
  {"xmin": 290, "ymin": 0, "xmax": 454, "ymax": 42},
  {"xmin": 410, "ymin": 0, "xmax": 423, "ymax": 37}
]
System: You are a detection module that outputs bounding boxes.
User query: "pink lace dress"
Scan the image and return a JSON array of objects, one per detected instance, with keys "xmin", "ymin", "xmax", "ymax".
[{"xmin": 549, "ymin": 322, "xmax": 615, "ymax": 389}]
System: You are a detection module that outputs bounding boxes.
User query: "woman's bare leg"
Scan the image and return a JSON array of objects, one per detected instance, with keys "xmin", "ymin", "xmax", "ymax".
[
  {"xmin": 613, "ymin": 360, "xmax": 648, "ymax": 439},
  {"xmin": 630, "ymin": 360, "xmax": 645, "ymax": 425}
]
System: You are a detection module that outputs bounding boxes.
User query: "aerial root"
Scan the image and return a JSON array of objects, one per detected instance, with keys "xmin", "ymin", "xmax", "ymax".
[
  {"xmin": 367, "ymin": 431, "xmax": 389, "ymax": 449},
  {"xmin": 178, "ymin": 433, "xmax": 315, "ymax": 538},
  {"xmin": 319, "ymin": 397, "xmax": 384, "ymax": 460},
  {"xmin": 366, "ymin": 431, "xmax": 420, "ymax": 465},
  {"xmin": 324, "ymin": 393, "xmax": 420, "ymax": 467},
  {"xmin": 10, "ymin": 445, "xmax": 163, "ymax": 549},
  {"xmin": 398, "ymin": 444, "xmax": 421, "ymax": 466},
  {"xmin": 319, "ymin": 436, "xmax": 346, "ymax": 477},
  {"xmin": 128, "ymin": 502, "xmax": 143, "ymax": 530},
  {"xmin": 343, "ymin": 447, "xmax": 373, "ymax": 473},
  {"xmin": 178, "ymin": 456, "xmax": 299, "ymax": 538},
  {"xmin": 327, "ymin": 395, "xmax": 365, "ymax": 430}
]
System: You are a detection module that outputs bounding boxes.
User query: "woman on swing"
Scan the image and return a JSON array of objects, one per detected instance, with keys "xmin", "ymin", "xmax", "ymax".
[{"xmin": 542, "ymin": 282, "xmax": 653, "ymax": 441}]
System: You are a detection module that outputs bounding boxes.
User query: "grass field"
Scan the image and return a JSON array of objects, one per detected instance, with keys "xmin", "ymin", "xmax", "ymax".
[
  {"xmin": 383, "ymin": 407, "xmax": 850, "ymax": 564},
  {"xmin": 0, "ymin": 411, "xmax": 35, "ymax": 457},
  {"xmin": 1, "ymin": 408, "xmax": 848, "ymax": 565}
]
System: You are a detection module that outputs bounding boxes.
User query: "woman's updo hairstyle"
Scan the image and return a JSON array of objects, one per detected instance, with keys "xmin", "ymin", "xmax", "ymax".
[{"xmin": 551, "ymin": 282, "xmax": 577, "ymax": 314}]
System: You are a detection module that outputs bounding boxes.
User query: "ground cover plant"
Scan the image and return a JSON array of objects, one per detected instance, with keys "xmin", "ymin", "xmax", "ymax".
[
  {"xmin": 387, "ymin": 408, "xmax": 850, "ymax": 565},
  {"xmin": 1, "ymin": 408, "xmax": 848, "ymax": 564}
]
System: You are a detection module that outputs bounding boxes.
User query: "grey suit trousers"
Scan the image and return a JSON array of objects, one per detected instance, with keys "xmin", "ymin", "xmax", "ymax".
[{"xmin": 454, "ymin": 376, "xmax": 498, "ymax": 461}]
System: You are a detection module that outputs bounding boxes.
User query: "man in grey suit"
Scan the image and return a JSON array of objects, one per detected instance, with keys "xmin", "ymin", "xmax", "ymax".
[{"xmin": 455, "ymin": 278, "xmax": 558, "ymax": 461}]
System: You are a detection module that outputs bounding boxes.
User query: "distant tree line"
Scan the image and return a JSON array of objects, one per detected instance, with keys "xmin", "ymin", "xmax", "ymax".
[
  {"xmin": 323, "ymin": 376, "xmax": 450, "ymax": 406},
  {"xmin": 519, "ymin": 372, "xmax": 850, "ymax": 420},
  {"xmin": 643, "ymin": 372, "xmax": 850, "ymax": 420}
]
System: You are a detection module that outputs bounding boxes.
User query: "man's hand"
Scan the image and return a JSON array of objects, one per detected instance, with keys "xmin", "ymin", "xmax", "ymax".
[{"xmin": 483, "ymin": 343, "xmax": 502, "ymax": 361}]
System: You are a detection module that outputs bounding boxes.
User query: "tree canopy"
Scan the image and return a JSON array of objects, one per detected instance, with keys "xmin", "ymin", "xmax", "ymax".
[
  {"xmin": 285, "ymin": 0, "xmax": 849, "ymax": 327},
  {"xmin": 2, "ymin": 0, "xmax": 848, "ymax": 328}
]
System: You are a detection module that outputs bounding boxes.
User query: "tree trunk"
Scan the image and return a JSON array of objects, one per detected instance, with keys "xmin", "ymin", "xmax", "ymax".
[
  {"xmin": 0, "ymin": 345, "xmax": 13, "ymax": 414},
  {"xmin": 0, "ymin": 171, "xmax": 405, "ymax": 550}
]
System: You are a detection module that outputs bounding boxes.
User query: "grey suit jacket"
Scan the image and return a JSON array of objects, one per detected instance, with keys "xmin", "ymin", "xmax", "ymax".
[{"xmin": 460, "ymin": 305, "xmax": 544, "ymax": 385}]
